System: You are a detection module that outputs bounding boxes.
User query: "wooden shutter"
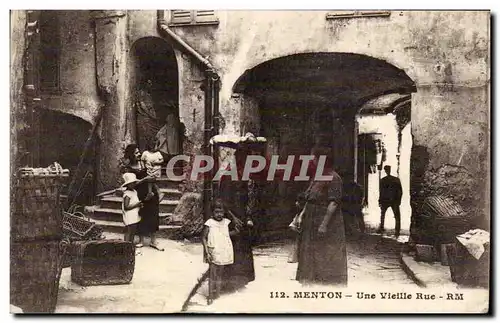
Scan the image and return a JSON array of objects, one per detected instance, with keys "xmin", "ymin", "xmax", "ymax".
[
  {"xmin": 171, "ymin": 10, "xmax": 193, "ymax": 24},
  {"xmin": 194, "ymin": 10, "xmax": 218, "ymax": 24},
  {"xmin": 170, "ymin": 9, "xmax": 218, "ymax": 25}
]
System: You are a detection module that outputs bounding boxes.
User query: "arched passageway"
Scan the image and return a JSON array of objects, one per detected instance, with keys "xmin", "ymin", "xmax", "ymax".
[
  {"xmin": 131, "ymin": 37, "xmax": 181, "ymax": 155},
  {"xmin": 38, "ymin": 109, "xmax": 97, "ymax": 205},
  {"xmin": 232, "ymin": 52, "xmax": 416, "ymax": 233}
]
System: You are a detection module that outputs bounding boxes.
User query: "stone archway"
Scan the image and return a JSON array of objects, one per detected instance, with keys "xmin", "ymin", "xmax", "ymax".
[
  {"xmin": 230, "ymin": 52, "xmax": 416, "ymax": 232},
  {"xmin": 130, "ymin": 37, "xmax": 181, "ymax": 156}
]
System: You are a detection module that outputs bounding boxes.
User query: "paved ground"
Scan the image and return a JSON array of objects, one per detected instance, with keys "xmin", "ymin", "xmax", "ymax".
[
  {"xmin": 56, "ymin": 232, "xmax": 205, "ymax": 313},
  {"xmin": 186, "ymin": 234, "xmax": 417, "ymax": 313},
  {"xmin": 55, "ymin": 232, "xmax": 488, "ymax": 314}
]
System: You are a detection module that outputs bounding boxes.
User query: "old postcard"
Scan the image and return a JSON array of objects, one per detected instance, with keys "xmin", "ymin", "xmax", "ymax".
[{"xmin": 10, "ymin": 9, "xmax": 490, "ymax": 314}]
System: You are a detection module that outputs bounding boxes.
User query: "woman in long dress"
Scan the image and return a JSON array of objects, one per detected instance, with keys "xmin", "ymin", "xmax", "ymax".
[
  {"xmin": 218, "ymin": 147, "xmax": 259, "ymax": 292},
  {"xmin": 296, "ymin": 146, "xmax": 348, "ymax": 286},
  {"xmin": 120, "ymin": 144, "xmax": 164, "ymax": 250}
]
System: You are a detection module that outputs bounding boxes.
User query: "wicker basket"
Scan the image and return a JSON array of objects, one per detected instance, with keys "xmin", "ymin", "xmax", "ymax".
[
  {"xmin": 12, "ymin": 174, "xmax": 68, "ymax": 242},
  {"xmin": 16, "ymin": 174, "xmax": 68, "ymax": 199},
  {"xmin": 61, "ymin": 212, "xmax": 103, "ymax": 268},
  {"xmin": 11, "ymin": 196, "xmax": 62, "ymax": 241},
  {"xmin": 10, "ymin": 240, "xmax": 68, "ymax": 313},
  {"xmin": 446, "ymin": 240, "xmax": 490, "ymax": 288},
  {"xmin": 71, "ymin": 240, "xmax": 135, "ymax": 286},
  {"xmin": 62, "ymin": 213, "xmax": 102, "ymax": 241},
  {"xmin": 416, "ymin": 195, "xmax": 474, "ymax": 245}
]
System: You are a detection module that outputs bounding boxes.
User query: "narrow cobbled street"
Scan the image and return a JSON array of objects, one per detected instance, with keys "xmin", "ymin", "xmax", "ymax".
[
  {"xmin": 56, "ymin": 233, "xmax": 440, "ymax": 313},
  {"xmin": 55, "ymin": 232, "xmax": 488, "ymax": 314},
  {"xmin": 186, "ymin": 234, "xmax": 419, "ymax": 313}
]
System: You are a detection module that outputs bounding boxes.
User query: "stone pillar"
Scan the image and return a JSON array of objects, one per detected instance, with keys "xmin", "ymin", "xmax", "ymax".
[{"xmin": 92, "ymin": 10, "xmax": 129, "ymax": 190}]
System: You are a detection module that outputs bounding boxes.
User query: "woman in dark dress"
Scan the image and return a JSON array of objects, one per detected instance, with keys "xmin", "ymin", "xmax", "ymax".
[
  {"xmin": 120, "ymin": 144, "xmax": 164, "ymax": 251},
  {"xmin": 218, "ymin": 146, "xmax": 260, "ymax": 292},
  {"xmin": 296, "ymin": 145, "xmax": 348, "ymax": 286}
]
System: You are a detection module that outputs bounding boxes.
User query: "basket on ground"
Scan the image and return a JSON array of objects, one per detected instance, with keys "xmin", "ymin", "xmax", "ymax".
[
  {"xmin": 10, "ymin": 240, "xmax": 67, "ymax": 313},
  {"xmin": 415, "ymin": 195, "xmax": 474, "ymax": 245},
  {"xmin": 446, "ymin": 240, "xmax": 489, "ymax": 288},
  {"xmin": 71, "ymin": 240, "xmax": 135, "ymax": 286}
]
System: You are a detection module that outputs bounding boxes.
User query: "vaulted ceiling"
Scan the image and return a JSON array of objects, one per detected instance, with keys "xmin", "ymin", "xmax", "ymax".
[{"xmin": 233, "ymin": 52, "xmax": 416, "ymax": 118}]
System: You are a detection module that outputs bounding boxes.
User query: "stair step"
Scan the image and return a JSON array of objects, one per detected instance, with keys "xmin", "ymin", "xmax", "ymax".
[
  {"xmin": 99, "ymin": 197, "xmax": 179, "ymax": 214},
  {"xmin": 100, "ymin": 196, "xmax": 180, "ymax": 204},
  {"xmin": 93, "ymin": 207, "xmax": 173, "ymax": 217},
  {"xmin": 159, "ymin": 188, "xmax": 183, "ymax": 196},
  {"xmin": 92, "ymin": 218, "xmax": 182, "ymax": 229},
  {"xmin": 156, "ymin": 177, "xmax": 184, "ymax": 190},
  {"xmin": 91, "ymin": 207, "xmax": 175, "ymax": 222},
  {"xmin": 92, "ymin": 219, "xmax": 183, "ymax": 239}
]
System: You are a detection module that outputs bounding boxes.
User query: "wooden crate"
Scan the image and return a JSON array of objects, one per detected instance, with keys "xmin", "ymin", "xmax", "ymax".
[{"xmin": 71, "ymin": 240, "xmax": 135, "ymax": 286}]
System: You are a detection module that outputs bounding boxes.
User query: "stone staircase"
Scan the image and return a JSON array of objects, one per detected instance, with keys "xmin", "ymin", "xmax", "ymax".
[{"xmin": 85, "ymin": 168, "xmax": 185, "ymax": 237}]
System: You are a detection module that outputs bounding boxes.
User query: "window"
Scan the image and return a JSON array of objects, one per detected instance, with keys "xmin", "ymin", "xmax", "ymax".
[
  {"xmin": 326, "ymin": 11, "xmax": 391, "ymax": 20},
  {"xmin": 169, "ymin": 10, "xmax": 219, "ymax": 26},
  {"xmin": 39, "ymin": 10, "xmax": 60, "ymax": 93}
]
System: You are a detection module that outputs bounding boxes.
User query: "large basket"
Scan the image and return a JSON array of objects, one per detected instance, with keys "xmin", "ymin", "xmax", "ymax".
[
  {"xmin": 16, "ymin": 174, "xmax": 69, "ymax": 200},
  {"xmin": 446, "ymin": 240, "xmax": 490, "ymax": 288},
  {"xmin": 416, "ymin": 195, "xmax": 474, "ymax": 245},
  {"xmin": 12, "ymin": 174, "xmax": 68, "ymax": 242},
  {"xmin": 10, "ymin": 240, "xmax": 68, "ymax": 313},
  {"xmin": 71, "ymin": 240, "xmax": 135, "ymax": 286}
]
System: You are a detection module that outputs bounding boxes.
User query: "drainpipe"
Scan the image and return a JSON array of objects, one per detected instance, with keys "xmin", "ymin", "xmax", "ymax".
[{"xmin": 157, "ymin": 11, "xmax": 220, "ymax": 221}]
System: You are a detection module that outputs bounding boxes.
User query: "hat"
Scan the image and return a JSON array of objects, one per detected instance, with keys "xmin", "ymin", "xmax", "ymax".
[{"xmin": 121, "ymin": 172, "xmax": 139, "ymax": 187}]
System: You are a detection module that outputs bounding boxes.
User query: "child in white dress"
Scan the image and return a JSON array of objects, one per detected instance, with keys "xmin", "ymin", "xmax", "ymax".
[
  {"xmin": 141, "ymin": 143, "xmax": 164, "ymax": 195},
  {"xmin": 202, "ymin": 199, "xmax": 239, "ymax": 304},
  {"xmin": 121, "ymin": 173, "xmax": 143, "ymax": 245}
]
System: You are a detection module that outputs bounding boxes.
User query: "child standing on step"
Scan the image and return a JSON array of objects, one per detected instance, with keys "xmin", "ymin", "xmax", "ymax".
[
  {"xmin": 121, "ymin": 173, "xmax": 143, "ymax": 245},
  {"xmin": 141, "ymin": 142, "xmax": 164, "ymax": 194},
  {"xmin": 202, "ymin": 199, "xmax": 239, "ymax": 305}
]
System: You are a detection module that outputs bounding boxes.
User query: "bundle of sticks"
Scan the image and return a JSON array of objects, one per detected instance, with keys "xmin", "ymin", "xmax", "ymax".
[{"xmin": 96, "ymin": 175, "xmax": 155, "ymax": 197}]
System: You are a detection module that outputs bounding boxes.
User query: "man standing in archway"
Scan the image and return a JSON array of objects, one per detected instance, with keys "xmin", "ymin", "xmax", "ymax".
[{"xmin": 377, "ymin": 165, "xmax": 402, "ymax": 237}]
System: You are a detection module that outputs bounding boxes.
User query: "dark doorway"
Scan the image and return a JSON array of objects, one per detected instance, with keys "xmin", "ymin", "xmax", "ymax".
[
  {"xmin": 38, "ymin": 109, "xmax": 97, "ymax": 205},
  {"xmin": 131, "ymin": 37, "xmax": 180, "ymax": 154}
]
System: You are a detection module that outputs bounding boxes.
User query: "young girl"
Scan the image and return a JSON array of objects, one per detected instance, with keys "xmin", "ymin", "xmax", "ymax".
[
  {"xmin": 141, "ymin": 143, "xmax": 164, "ymax": 194},
  {"xmin": 202, "ymin": 199, "xmax": 239, "ymax": 304},
  {"xmin": 121, "ymin": 173, "xmax": 143, "ymax": 247}
]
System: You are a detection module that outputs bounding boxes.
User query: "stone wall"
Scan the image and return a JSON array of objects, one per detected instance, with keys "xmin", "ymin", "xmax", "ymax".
[
  {"xmin": 165, "ymin": 10, "xmax": 489, "ymax": 220},
  {"xmin": 10, "ymin": 10, "xmax": 27, "ymax": 172},
  {"xmin": 41, "ymin": 10, "xmax": 100, "ymax": 125},
  {"xmin": 14, "ymin": 10, "xmax": 489, "ymax": 216}
]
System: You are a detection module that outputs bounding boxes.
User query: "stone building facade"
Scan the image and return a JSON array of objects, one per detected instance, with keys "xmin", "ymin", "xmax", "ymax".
[{"xmin": 11, "ymin": 10, "xmax": 490, "ymax": 232}]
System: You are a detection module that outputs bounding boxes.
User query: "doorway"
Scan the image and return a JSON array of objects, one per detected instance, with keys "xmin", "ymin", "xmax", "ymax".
[{"xmin": 131, "ymin": 37, "xmax": 181, "ymax": 157}]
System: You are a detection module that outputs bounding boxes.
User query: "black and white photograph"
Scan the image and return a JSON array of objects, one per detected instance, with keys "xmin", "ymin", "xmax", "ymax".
[{"xmin": 8, "ymin": 7, "xmax": 491, "ymax": 314}]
